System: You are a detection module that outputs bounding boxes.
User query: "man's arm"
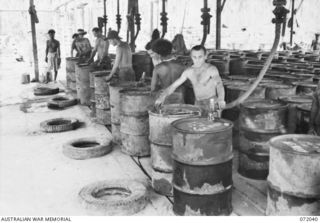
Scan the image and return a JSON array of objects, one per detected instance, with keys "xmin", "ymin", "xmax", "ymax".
[
  {"xmin": 57, "ymin": 41, "xmax": 61, "ymax": 58},
  {"xmin": 211, "ymin": 66, "xmax": 225, "ymax": 108},
  {"xmin": 45, "ymin": 40, "xmax": 49, "ymax": 62},
  {"xmin": 150, "ymin": 67, "xmax": 159, "ymax": 92},
  {"xmin": 155, "ymin": 70, "xmax": 189, "ymax": 106},
  {"xmin": 106, "ymin": 46, "xmax": 121, "ymax": 81},
  {"xmin": 71, "ymin": 40, "xmax": 75, "ymax": 57},
  {"xmin": 88, "ymin": 39, "xmax": 98, "ymax": 62}
]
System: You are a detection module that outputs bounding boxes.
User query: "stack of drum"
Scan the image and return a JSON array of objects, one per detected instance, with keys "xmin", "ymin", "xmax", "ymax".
[
  {"xmin": 267, "ymin": 134, "xmax": 320, "ymax": 215},
  {"xmin": 109, "ymin": 81, "xmax": 142, "ymax": 143},
  {"xmin": 75, "ymin": 63, "xmax": 96, "ymax": 105},
  {"xmin": 94, "ymin": 71, "xmax": 111, "ymax": 125},
  {"xmin": 238, "ymin": 100, "xmax": 288, "ymax": 180},
  {"xmin": 171, "ymin": 117, "xmax": 233, "ymax": 216},
  {"xmin": 119, "ymin": 88, "xmax": 154, "ymax": 156},
  {"xmin": 148, "ymin": 104, "xmax": 201, "ymax": 196},
  {"xmin": 65, "ymin": 57, "xmax": 79, "ymax": 92}
]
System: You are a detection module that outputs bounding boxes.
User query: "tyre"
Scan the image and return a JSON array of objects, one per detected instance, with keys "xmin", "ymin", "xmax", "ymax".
[
  {"xmin": 63, "ymin": 137, "xmax": 112, "ymax": 160},
  {"xmin": 34, "ymin": 87, "xmax": 59, "ymax": 96},
  {"xmin": 47, "ymin": 96, "xmax": 78, "ymax": 109},
  {"xmin": 79, "ymin": 180, "xmax": 148, "ymax": 215},
  {"xmin": 40, "ymin": 118, "xmax": 79, "ymax": 133}
]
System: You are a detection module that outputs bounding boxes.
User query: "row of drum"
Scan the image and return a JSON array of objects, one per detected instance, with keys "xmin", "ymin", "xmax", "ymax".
[{"xmin": 65, "ymin": 57, "xmax": 320, "ymax": 216}]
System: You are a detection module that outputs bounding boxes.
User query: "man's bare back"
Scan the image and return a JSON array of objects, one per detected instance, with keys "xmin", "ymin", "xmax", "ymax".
[
  {"xmin": 151, "ymin": 60, "xmax": 185, "ymax": 91},
  {"xmin": 117, "ymin": 42, "xmax": 132, "ymax": 68}
]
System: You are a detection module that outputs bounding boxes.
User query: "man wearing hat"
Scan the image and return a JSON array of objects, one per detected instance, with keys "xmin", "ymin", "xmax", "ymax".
[
  {"xmin": 105, "ymin": 30, "xmax": 135, "ymax": 82},
  {"xmin": 87, "ymin": 27, "xmax": 111, "ymax": 69},
  {"xmin": 75, "ymin": 29, "xmax": 92, "ymax": 59},
  {"xmin": 45, "ymin": 29, "xmax": 61, "ymax": 82}
]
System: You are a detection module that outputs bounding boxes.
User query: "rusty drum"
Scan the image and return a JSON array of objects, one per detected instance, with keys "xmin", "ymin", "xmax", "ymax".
[
  {"xmin": 66, "ymin": 57, "xmax": 79, "ymax": 92},
  {"xmin": 94, "ymin": 71, "xmax": 111, "ymax": 125},
  {"xmin": 148, "ymin": 104, "xmax": 201, "ymax": 196},
  {"xmin": 278, "ymin": 95, "xmax": 313, "ymax": 133},
  {"xmin": 109, "ymin": 81, "xmax": 143, "ymax": 143},
  {"xmin": 120, "ymin": 88, "xmax": 154, "ymax": 156},
  {"xmin": 267, "ymin": 134, "xmax": 320, "ymax": 215},
  {"xmin": 264, "ymin": 83, "xmax": 297, "ymax": 100},
  {"xmin": 238, "ymin": 100, "xmax": 288, "ymax": 180},
  {"xmin": 75, "ymin": 63, "xmax": 96, "ymax": 104},
  {"xmin": 171, "ymin": 117, "xmax": 233, "ymax": 216}
]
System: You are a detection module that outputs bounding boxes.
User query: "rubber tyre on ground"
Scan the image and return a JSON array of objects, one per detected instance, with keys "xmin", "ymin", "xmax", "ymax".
[
  {"xmin": 40, "ymin": 118, "xmax": 79, "ymax": 133},
  {"xmin": 63, "ymin": 137, "xmax": 112, "ymax": 160},
  {"xmin": 79, "ymin": 180, "xmax": 148, "ymax": 215},
  {"xmin": 34, "ymin": 87, "xmax": 59, "ymax": 96},
  {"xmin": 47, "ymin": 96, "xmax": 78, "ymax": 109}
]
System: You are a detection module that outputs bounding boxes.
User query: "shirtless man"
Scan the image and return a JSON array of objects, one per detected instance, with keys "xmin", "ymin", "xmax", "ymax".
[
  {"xmin": 87, "ymin": 27, "xmax": 111, "ymax": 69},
  {"xmin": 105, "ymin": 30, "xmax": 135, "ymax": 82},
  {"xmin": 45, "ymin": 29, "xmax": 61, "ymax": 82},
  {"xmin": 155, "ymin": 45, "xmax": 225, "ymax": 116},
  {"xmin": 151, "ymin": 39, "xmax": 186, "ymax": 104},
  {"xmin": 70, "ymin": 33, "xmax": 79, "ymax": 57},
  {"xmin": 75, "ymin": 29, "xmax": 92, "ymax": 60}
]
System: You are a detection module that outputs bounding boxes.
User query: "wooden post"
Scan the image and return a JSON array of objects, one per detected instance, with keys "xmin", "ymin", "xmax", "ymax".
[
  {"xmin": 290, "ymin": 0, "xmax": 295, "ymax": 46},
  {"xmin": 29, "ymin": 0, "xmax": 39, "ymax": 81},
  {"xmin": 216, "ymin": 0, "xmax": 221, "ymax": 49}
]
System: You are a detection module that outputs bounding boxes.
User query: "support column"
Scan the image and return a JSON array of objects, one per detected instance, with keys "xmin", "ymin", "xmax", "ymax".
[
  {"xmin": 29, "ymin": 0, "xmax": 39, "ymax": 81},
  {"xmin": 216, "ymin": 0, "xmax": 221, "ymax": 49}
]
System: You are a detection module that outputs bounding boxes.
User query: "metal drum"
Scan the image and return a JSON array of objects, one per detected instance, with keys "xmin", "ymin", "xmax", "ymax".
[
  {"xmin": 267, "ymin": 134, "xmax": 320, "ymax": 215},
  {"xmin": 120, "ymin": 88, "xmax": 154, "ymax": 156},
  {"xmin": 75, "ymin": 63, "xmax": 96, "ymax": 104},
  {"xmin": 171, "ymin": 117, "xmax": 233, "ymax": 216},
  {"xmin": 109, "ymin": 81, "xmax": 143, "ymax": 143},
  {"xmin": 66, "ymin": 57, "xmax": 79, "ymax": 92},
  {"xmin": 149, "ymin": 104, "xmax": 201, "ymax": 196},
  {"xmin": 296, "ymin": 103, "xmax": 312, "ymax": 134},
  {"xmin": 94, "ymin": 71, "xmax": 111, "ymax": 124},
  {"xmin": 278, "ymin": 95, "xmax": 313, "ymax": 133},
  {"xmin": 264, "ymin": 83, "xmax": 297, "ymax": 100},
  {"xmin": 223, "ymin": 84, "xmax": 266, "ymax": 150},
  {"xmin": 238, "ymin": 100, "xmax": 288, "ymax": 180}
]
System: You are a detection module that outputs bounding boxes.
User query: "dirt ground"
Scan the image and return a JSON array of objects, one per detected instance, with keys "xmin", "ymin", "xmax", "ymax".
[
  {"xmin": 0, "ymin": 51, "xmax": 173, "ymax": 216},
  {"xmin": 0, "ymin": 50, "xmax": 268, "ymax": 217}
]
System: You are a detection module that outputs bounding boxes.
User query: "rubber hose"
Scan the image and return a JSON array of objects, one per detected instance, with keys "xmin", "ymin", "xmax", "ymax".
[{"xmin": 225, "ymin": 23, "xmax": 282, "ymax": 109}]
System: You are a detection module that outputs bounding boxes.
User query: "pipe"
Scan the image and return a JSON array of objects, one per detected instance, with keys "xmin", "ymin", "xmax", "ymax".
[
  {"xmin": 103, "ymin": 0, "xmax": 107, "ymax": 36},
  {"xmin": 225, "ymin": 2, "xmax": 288, "ymax": 109},
  {"xmin": 290, "ymin": 0, "xmax": 295, "ymax": 46}
]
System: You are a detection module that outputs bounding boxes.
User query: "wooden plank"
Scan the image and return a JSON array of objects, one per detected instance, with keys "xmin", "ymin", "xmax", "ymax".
[
  {"xmin": 232, "ymin": 150, "xmax": 267, "ymax": 213},
  {"xmin": 232, "ymin": 188, "xmax": 265, "ymax": 216}
]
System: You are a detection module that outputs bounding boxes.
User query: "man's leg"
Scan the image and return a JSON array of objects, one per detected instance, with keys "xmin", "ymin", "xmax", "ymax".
[{"xmin": 54, "ymin": 70, "xmax": 58, "ymax": 82}]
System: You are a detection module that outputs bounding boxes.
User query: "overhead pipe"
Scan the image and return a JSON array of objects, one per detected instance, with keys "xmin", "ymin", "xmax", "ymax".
[
  {"xmin": 103, "ymin": 0, "xmax": 107, "ymax": 36},
  {"xmin": 127, "ymin": 0, "xmax": 140, "ymax": 52},
  {"xmin": 116, "ymin": 0, "xmax": 122, "ymax": 32},
  {"xmin": 160, "ymin": 0, "xmax": 168, "ymax": 38},
  {"xmin": 200, "ymin": 0, "xmax": 212, "ymax": 46}
]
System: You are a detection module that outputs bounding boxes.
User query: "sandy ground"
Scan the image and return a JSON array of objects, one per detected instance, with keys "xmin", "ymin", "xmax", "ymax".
[{"xmin": 0, "ymin": 52, "xmax": 173, "ymax": 216}]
